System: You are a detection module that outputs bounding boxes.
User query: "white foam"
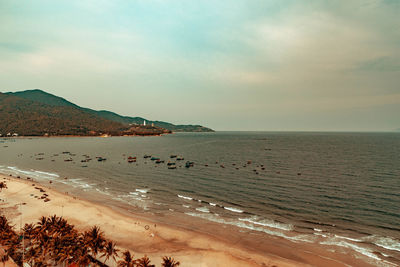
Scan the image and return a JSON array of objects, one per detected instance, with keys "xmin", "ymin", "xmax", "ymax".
[
  {"xmin": 320, "ymin": 239, "xmax": 382, "ymax": 261},
  {"xmin": 182, "ymin": 205, "xmax": 190, "ymax": 208},
  {"xmin": 314, "ymin": 228, "xmax": 323, "ymax": 232},
  {"xmin": 363, "ymin": 235, "xmax": 400, "ymax": 252},
  {"xmin": 334, "ymin": 234, "xmax": 362, "ymax": 243},
  {"xmin": 95, "ymin": 188, "xmax": 111, "ymax": 196},
  {"xmin": 178, "ymin": 194, "xmax": 193, "ymax": 200},
  {"xmin": 135, "ymin": 188, "xmax": 149, "ymax": 194},
  {"xmin": 224, "ymin": 206, "xmax": 243, "ymax": 213},
  {"xmin": 196, "ymin": 206, "xmax": 210, "ymax": 213},
  {"xmin": 35, "ymin": 170, "xmax": 59, "ymax": 177},
  {"xmin": 209, "ymin": 202, "xmax": 217, "ymax": 206},
  {"xmin": 185, "ymin": 212, "xmax": 289, "ymax": 239},
  {"xmin": 314, "ymin": 232, "xmax": 328, "ymax": 238},
  {"xmin": 67, "ymin": 179, "xmax": 94, "ymax": 189},
  {"xmin": 129, "ymin": 192, "xmax": 139, "ymax": 196},
  {"xmin": 2, "ymin": 166, "xmax": 59, "ymax": 180},
  {"xmin": 239, "ymin": 216, "xmax": 293, "ymax": 231}
]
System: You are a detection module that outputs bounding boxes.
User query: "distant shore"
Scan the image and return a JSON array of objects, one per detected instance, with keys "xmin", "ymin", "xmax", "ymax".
[{"xmin": 0, "ymin": 174, "xmax": 379, "ymax": 267}]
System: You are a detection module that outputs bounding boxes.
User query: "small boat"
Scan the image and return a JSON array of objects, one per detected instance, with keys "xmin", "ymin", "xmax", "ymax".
[
  {"xmin": 168, "ymin": 166, "xmax": 177, "ymax": 169},
  {"xmin": 64, "ymin": 158, "xmax": 73, "ymax": 162},
  {"xmin": 127, "ymin": 159, "xmax": 136, "ymax": 163},
  {"xmin": 167, "ymin": 162, "xmax": 175, "ymax": 166},
  {"xmin": 185, "ymin": 161, "xmax": 194, "ymax": 168},
  {"xmin": 97, "ymin": 157, "xmax": 106, "ymax": 162},
  {"xmin": 170, "ymin": 155, "xmax": 177, "ymax": 158},
  {"xmin": 151, "ymin": 157, "xmax": 160, "ymax": 161},
  {"xmin": 155, "ymin": 160, "xmax": 164, "ymax": 164},
  {"xmin": 176, "ymin": 157, "xmax": 184, "ymax": 161},
  {"xmin": 128, "ymin": 156, "xmax": 137, "ymax": 160}
]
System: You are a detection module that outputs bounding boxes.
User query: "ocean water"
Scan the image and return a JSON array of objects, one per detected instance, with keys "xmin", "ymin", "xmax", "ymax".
[{"xmin": 0, "ymin": 132, "xmax": 399, "ymax": 265}]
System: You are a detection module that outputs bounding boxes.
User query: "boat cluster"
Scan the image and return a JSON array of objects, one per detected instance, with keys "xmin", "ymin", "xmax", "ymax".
[
  {"xmin": 29, "ymin": 151, "xmax": 270, "ymax": 175},
  {"xmin": 132, "ymin": 154, "xmax": 192, "ymax": 169}
]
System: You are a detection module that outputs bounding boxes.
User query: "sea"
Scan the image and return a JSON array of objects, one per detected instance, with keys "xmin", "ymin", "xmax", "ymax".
[{"xmin": 0, "ymin": 132, "xmax": 399, "ymax": 265}]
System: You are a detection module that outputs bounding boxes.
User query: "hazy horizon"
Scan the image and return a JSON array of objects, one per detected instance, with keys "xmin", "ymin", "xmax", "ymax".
[{"xmin": 1, "ymin": 1, "xmax": 399, "ymax": 131}]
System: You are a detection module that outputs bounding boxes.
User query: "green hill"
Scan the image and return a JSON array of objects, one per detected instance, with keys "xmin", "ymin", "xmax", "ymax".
[
  {"xmin": 0, "ymin": 93, "xmax": 127, "ymax": 136},
  {"xmin": 5, "ymin": 89, "xmax": 214, "ymax": 132}
]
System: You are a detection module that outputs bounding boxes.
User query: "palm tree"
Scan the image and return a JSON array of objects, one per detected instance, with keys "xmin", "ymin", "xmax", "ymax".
[
  {"xmin": 101, "ymin": 240, "xmax": 119, "ymax": 265},
  {"xmin": 136, "ymin": 255, "xmax": 155, "ymax": 267},
  {"xmin": 25, "ymin": 245, "xmax": 39, "ymax": 267},
  {"xmin": 161, "ymin": 256, "xmax": 180, "ymax": 267},
  {"xmin": 117, "ymin": 250, "xmax": 135, "ymax": 267},
  {"xmin": 84, "ymin": 225, "xmax": 106, "ymax": 259},
  {"xmin": 23, "ymin": 223, "xmax": 37, "ymax": 240},
  {"xmin": 0, "ymin": 252, "xmax": 9, "ymax": 267}
]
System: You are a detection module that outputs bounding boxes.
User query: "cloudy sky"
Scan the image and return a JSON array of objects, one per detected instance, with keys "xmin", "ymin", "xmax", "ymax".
[{"xmin": 1, "ymin": 0, "xmax": 399, "ymax": 131}]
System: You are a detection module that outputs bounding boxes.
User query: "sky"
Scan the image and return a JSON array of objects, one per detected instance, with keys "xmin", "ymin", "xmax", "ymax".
[{"xmin": 1, "ymin": 0, "xmax": 399, "ymax": 131}]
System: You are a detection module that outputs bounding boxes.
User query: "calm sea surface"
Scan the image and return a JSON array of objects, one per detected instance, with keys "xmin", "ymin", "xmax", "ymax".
[{"xmin": 0, "ymin": 132, "xmax": 399, "ymax": 265}]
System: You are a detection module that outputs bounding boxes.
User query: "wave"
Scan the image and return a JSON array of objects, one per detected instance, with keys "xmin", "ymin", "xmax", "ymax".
[
  {"xmin": 0, "ymin": 166, "xmax": 60, "ymax": 180},
  {"xmin": 334, "ymin": 234, "xmax": 363, "ymax": 243},
  {"xmin": 136, "ymin": 188, "xmax": 149, "ymax": 194},
  {"xmin": 176, "ymin": 195, "xmax": 244, "ymax": 214},
  {"xmin": 363, "ymin": 235, "xmax": 400, "ymax": 252},
  {"xmin": 177, "ymin": 194, "xmax": 193, "ymax": 200},
  {"xmin": 185, "ymin": 212, "xmax": 288, "ymax": 238},
  {"xmin": 320, "ymin": 239, "xmax": 383, "ymax": 262},
  {"xmin": 224, "ymin": 206, "xmax": 243, "ymax": 213},
  {"xmin": 196, "ymin": 206, "xmax": 210, "ymax": 213},
  {"xmin": 63, "ymin": 178, "xmax": 94, "ymax": 189},
  {"xmin": 35, "ymin": 170, "xmax": 59, "ymax": 177},
  {"xmin": 95, "ymin": 188, "xmax": 111, "ymax": 196},
  {"xmin": 239, "ymin": 216, "xmax": 293, "ymax": 231}
]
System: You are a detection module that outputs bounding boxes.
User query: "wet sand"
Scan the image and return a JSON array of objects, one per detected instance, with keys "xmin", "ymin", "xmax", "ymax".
[{"xmin": 0, "ymin": 174, "xmax": 379, "ymax": 267}]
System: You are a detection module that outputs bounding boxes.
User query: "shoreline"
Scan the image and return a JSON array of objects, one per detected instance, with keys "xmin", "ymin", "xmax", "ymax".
[{"xmin": 0, "ymin": 173, "xmax": 383, "ymax": 267}]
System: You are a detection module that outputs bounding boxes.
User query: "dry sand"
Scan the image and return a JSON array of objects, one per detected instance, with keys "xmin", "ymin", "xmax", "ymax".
[{"xmin": 0, "ymin": 174, "xmax": 379, "ymax": 267}]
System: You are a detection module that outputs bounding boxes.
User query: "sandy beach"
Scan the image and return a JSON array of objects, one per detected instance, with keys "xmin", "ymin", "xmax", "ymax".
[{"xmin": 0, "ymin": 174, "xmax": 379, "ymax": 267}]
